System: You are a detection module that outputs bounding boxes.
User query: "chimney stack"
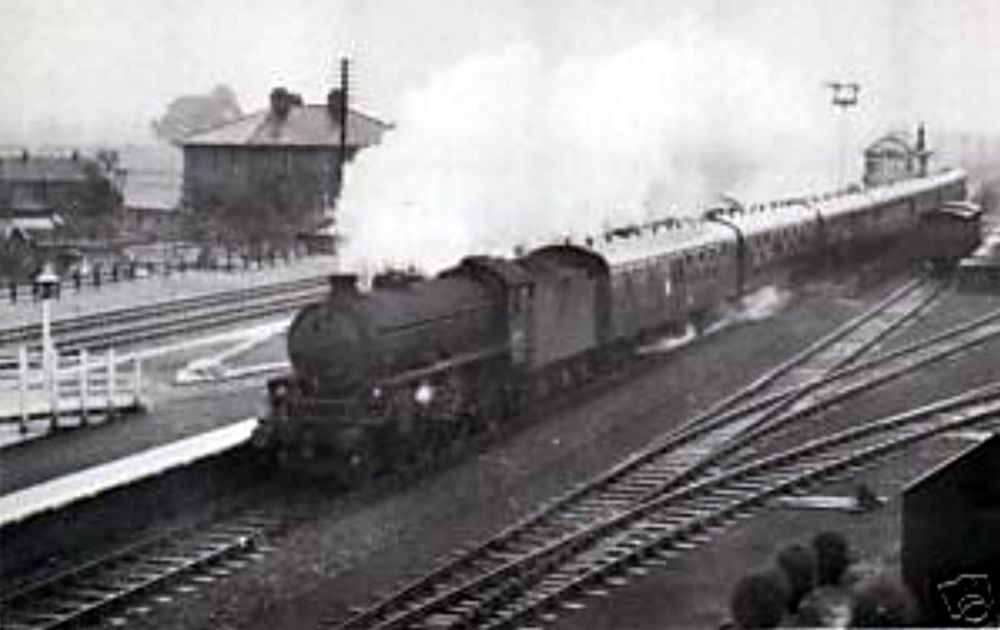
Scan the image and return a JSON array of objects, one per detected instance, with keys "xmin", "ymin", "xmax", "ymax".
[{"xmin": 269, "ymin": 87, "xmax": 294, "ymax": 120}]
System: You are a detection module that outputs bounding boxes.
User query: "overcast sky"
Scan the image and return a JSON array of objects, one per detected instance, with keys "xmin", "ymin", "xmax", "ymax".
[{"xmin": 2, "ymin": 0, "xmax": 998, "ymax": 146}]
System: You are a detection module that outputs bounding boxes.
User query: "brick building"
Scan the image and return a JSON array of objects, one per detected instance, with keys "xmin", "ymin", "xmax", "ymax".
[{"xmin": 180, "ymin": 87, "xmax": 390, "ymax": 236}]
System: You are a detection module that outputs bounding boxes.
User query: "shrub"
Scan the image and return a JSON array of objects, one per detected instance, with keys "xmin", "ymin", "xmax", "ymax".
[
  {"xmin": 812, "ymin": 530, "xmax": 852, "ymax": 586},
  {"xmin": 730, "ymin": 569, "xmax": 791, "ymax": 629},
  {"xmin": 850, "ymin": 574, "xmax": 918, "ymax": 627}
]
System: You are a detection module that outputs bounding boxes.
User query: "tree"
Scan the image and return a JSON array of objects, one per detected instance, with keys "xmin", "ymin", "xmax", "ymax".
[
  {"xmin": 62, "ymin": 156, "xmax": 123, "ymax": 240},
  {"xmin": 185, "ymin": 172, "xmax": 316, "ymax": 256},
  {"xmin": 152, "ymin": 85, "xmax": 243, "ymax": 144}
]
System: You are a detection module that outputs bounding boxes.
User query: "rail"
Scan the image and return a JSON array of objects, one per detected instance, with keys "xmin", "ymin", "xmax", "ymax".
[
  {"xmin": 349, "ymin": 385, "xmax": 1000, "ymax": 629},
  {"xmin": 333, "ymin": 279, "xmax": 1000, "ymax": 630},
  {"xmin": 0, "ymin": 275, "xmax": 328, "ymax": 353}
]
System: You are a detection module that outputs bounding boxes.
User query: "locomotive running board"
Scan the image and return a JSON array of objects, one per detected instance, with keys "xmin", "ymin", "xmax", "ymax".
[{"xmin": 381, "ymin": 345, "xmax": 509, "ymax": 387}]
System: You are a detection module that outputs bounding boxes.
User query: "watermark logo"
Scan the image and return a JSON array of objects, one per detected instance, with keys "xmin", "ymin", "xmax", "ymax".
[{"xmin": 937, "ymin": 574, "xmax": 995, "ymax": 626}]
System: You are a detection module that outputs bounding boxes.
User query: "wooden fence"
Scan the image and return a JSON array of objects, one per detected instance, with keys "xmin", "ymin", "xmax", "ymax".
[{"xmin": 0, "ymin": 347, "xmax": 143, "ymax": 434}]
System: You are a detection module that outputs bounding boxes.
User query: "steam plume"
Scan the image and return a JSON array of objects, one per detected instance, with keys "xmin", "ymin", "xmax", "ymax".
[{"xmin": 338, "ymin": 19, "xmax": 838, "ymax": 273}]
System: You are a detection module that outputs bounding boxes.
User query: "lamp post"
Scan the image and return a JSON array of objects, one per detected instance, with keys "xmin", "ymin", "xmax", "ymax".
[
  {"xmin": 34, "ymin": 263, "xmax": 59, "ymax": 428},
  {"xmin": 826, "ymin": 81, "xmax": 860, "ymax": 187}
]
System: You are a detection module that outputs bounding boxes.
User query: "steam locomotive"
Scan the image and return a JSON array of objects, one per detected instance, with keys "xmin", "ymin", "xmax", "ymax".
[{"xmin": 254, "ymin": 167, "xmax": 976, "ymax": 481}]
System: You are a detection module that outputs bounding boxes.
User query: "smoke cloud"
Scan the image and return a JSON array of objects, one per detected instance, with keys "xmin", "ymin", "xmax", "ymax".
[{"xmin": 337, "ymin": 19, "xmax": 841, "ymax": 273}]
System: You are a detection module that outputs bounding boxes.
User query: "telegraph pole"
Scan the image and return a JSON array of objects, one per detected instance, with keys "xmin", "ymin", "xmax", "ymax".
[
  {"xmin": 826, "ymin": 81, "xmax": 860, "ymax": 187},
  {"xmin": 338, "ymin": 56, "xmax": 350, "ymax": 202}
]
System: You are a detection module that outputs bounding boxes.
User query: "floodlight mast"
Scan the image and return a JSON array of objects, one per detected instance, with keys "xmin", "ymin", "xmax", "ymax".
[{"xmin": 826, "ymin": 81, "xmax": 860, "ymax": 186}]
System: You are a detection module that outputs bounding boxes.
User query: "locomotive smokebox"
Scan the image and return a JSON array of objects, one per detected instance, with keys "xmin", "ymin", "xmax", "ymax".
[{"xmin": 329, "ymin": 273, "xmax": 360, "ymax": 295}]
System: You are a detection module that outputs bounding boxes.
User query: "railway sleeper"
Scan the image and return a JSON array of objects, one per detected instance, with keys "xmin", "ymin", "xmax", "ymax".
[
  {"xmin": 696, "ymin": 496, "xmax": 739, "ymax": 510},
  {"xmin": 60, "ymin": 585, "xmax": 119, "ymax": 601},
  {"xmin": 32, "ymin": 597, "xmax": 88, "ymax": 613},
  {"xmin": 622, "ymin": 469, "xmax": 677, "ymax": 482},
  {"xmin": 723, "ymin": 479, "xmax": 772, "ymax": 492},
  {"xmin": 711, "ymin": 486, "xmax": 757, "ymax": 498},
  {"xmin": 46, "ymin": 591, "xmax": 107, "ymax": 610},
  {"xmin": 512, "ymin": 529, "xmax": 565, "ymax": 546},
  {"xmin": 635, "ymin": 521, "xmax": 679, "ymax": 535},
  {"xmin": 419, "ymin": 612, "xmax": 463, "ymax": 628},
  {"xmin": 7, "ymin": 610, "xmax": 71, "ymax": 625},
  {"xmin": 656, "ymin": 505, "xmax": 715, "ymax": 520},
  {"xmin": 114, "ymin": 569, "xmax": 166, "ymax": 584},
  {"xmin": 665, "ymin": 538, "xmax": 701, "ymax": 551},
  {"xmin": 596, "ymin": 494, "xmax": 649, "ymax": 508},
  {"xmin": 565, "ymin": 506, "xmax": 620, "ymax": 522}
]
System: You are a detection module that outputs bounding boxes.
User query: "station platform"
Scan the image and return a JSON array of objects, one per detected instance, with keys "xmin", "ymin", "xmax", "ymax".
[
  {"xmin": 0, "ymin": 383, "xmax": 264, "ymax": 497},
  {"xmin": 0, "ymin": 254, "xmax": 336, "ymax": 330},
  {"xmin": 0, "ymin": 418, "xmax": 255, "ymax": 528}
]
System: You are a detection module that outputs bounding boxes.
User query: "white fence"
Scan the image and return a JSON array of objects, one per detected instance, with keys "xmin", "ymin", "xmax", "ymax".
[{"xmin": 0, "ymin": 347, "xmax": 143, "ymax": 434}]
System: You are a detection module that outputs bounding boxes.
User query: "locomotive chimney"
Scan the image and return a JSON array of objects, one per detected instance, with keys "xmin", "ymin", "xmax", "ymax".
[
  {"xmin": 328, "ymin": 273, "xmax": 360, "ymax": 295},
  {"xmin": 372, "ymin": 267, "xmax": 423, "ymax": 290}
]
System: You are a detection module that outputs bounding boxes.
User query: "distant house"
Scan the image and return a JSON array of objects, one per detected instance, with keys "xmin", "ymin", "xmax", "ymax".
[
  {"xmin": 180, "ymin": 86, "xmax": 390, "ymax": 234},
  {"xmin": 118, "ymin": 144, "xmax": 183, "ymax": 240},
  {"xmin": 1, "ymin": 150, "xmax": 128, "ymax": 249},
  {"xmin": 863, "ymin": 125, "xmax": 931, "ymax": 187}
]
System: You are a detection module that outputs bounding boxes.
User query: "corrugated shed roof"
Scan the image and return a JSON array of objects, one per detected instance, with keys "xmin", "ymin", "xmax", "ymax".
[
  {"xmin": 181, "ymin": 105, "xmax": 390, "ymax": 148},
  {"xmin": 0, "ymin": 156, "xmax": 90, "ymax": 182}
]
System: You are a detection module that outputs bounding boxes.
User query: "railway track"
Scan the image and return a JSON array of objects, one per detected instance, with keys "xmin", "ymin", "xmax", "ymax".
[
  {"xmin": 332, "ymin": 278, "xmax": 1000, "ymax": 629},
  {"xmin": 0, "ymin": 502, "xmax": 290, "ymax": 630},
  {"xmin": 0, "ymin": 275, "xmax": 329, "ymax": 353},
  {"xmin": 1, "ymin": 279, "xmax": 989, "ymax": 630},
  {"xmin": 340, "ymin": 384, "xmax": 1000, "ymax": 630}
]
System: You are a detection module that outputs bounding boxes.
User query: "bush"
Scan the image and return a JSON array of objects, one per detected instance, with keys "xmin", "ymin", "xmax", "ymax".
[
  {"xmin": 850, "ymin": 574, "xmax": 918, "ymax": 627},
  {"xmin": 730, "ymin": 569, "xmax": 791, "ymax": 629},
  {"xmin": 812, "ymin": 530, "xmax": 852, "ymax": 586},
  {"xmin": 776, "ymin": 543, "xmax": 818, "ymax": 612}
]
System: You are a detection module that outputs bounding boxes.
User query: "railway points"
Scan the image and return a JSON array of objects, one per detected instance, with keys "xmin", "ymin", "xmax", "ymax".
[
  {"xmin": 1, "ymin": 169, "xmax": 994, "ymax": 630},
  {"xmin": 330, "ymin": 282, "xmax": 1000, "ymax": 630}
]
